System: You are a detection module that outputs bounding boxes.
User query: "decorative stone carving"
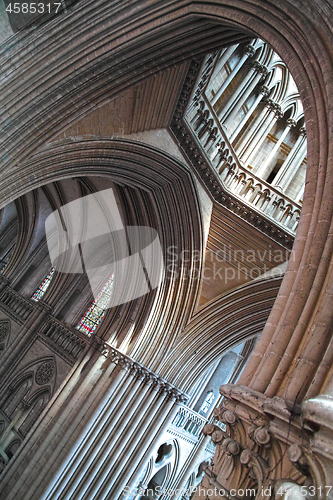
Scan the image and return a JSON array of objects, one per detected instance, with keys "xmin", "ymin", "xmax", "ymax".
[
  {"xmin": 252, "ymin": 61, "xmax": 269, "ymax": 77},
  {"xmin": 35, "ymin": 360, "xmax": 55, "ymax": 385},
  {"xmin": 248, "ymin": 425, "xmax": 271, "ymax": 446},
  {"xmin": 100, "ymin": 342, "xmax": 188, "ymax": 403},
  {"xmin": 287, "ymin": 444, "xmax": 310, "ymax": 477},
  {"xmin": 222, "ymin": 438, "xmax": 241, "ymax": 456},
  {"xmin": 259, "ymin": 85, "xmax": 270, "ymax": 97},
  {"xmin": 244, "ymin": 44, "xmax": 256, "ymax": 57},
  {"xmin": 287, "ymin": 118, "xmax": 297, "ymax": 128},
  {"xmin": 195, "ymin": 385, "xmax": 327, "ymax": 500}
]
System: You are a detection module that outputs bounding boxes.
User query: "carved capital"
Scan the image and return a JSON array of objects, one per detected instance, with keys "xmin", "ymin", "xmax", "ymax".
[
  {"xmin": 252, "ymin": 61, "xmax": 268, "ymax": 77},
  {"xmin": 244, "ymin": 45, "xmax": 256, "ymax": 57},
  {"xmin": 287, "ymin": 118, "xmax": 297, "ymax": 128},
  {"xmin": 287, "ymin": 444, "xmax": 310, "ymax": 477},
  {"xmin": 259, "ymin": 85, "xmax": 270, "ymax": 97}
]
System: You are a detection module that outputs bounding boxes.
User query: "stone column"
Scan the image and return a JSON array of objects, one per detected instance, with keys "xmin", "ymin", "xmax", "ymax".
[
  {"xmin": 0, "ymin": 345, "xmax": 188, "ymax": 500},
  {"xmin": 235, "ymin": 97, "xmax": 273, "ymax": 157},
  {"xmin": 256, "ymin": 118, "xmax": 296, "ymax": 178},
  {"xmin": 229, "ymin": 85, "xmax": 270, "ymax": 143},
  {"xmin": 208, "ymin": 44, "xmax": 240, "ymax": 94},
  {"xmin": 240, "ymin": 101, "xmax": 283, "ymax": 167},
  {"xmin": 117, "ymin": 397, "xmax": 181, "ymax": 497},
  {"xmin": 211, "ymin": 45, "xmax": 255, "ymax": 106},
  {"xmin": 272, "ymin": 126, "xmax": 307, "ymax": 190},
  {"xmin": 221, "ymin": 62, "xmax": 268, "ymax": 127}
]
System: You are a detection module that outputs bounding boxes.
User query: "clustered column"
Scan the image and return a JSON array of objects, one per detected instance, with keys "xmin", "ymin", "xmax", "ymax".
[
  {"xmin": 229, "ymin": 85, "xmax": 270, "ymax": 143},
  {"xmin": 39, "ymin": 346, "xmax": 187, "ymax": 500},
  {"xmin": 220, "ymin": 62, "xmax": 268, "ymax": 129},
  {"xmin": 237, "ymin": 99, "xmax": 284, "ymax": 167}
]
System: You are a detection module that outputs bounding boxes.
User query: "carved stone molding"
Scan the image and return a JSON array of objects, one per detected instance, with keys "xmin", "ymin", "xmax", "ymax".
[
  {"xmin": 35, "ymin": 360, "xmax": 55, "ymax": 385},
  {"xmin": 194, "ymin": 384, "xmax": 329, "ymax": 499},
  {"xmin": 100, "ymin": 343, "xmax": 188, "ymax": 403}
]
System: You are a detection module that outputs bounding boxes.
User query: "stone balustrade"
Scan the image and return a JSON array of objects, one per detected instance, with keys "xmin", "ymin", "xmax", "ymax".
[
  {"xmin": 185, "ymin": 95, "xmax": 301, "ymax": 234},
  {"xmin": 0, "ymin": 286, "xmax": 89, "ymax": 364},
  {"xmin": 0, "ymin": 287, "xmax": 34, "ymax": 324},
  {"xmin": 38, "ymin": 316, "xmax": 90, "ymax": 362}
]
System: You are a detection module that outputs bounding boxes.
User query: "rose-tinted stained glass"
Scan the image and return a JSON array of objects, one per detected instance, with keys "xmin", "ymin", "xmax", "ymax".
[
  {"xmin": 76, "ymin": 274, "xmax": 114, "ymax": 336},
  {"xmin": 31, "ymin": 267, "xmax": 56, "ymax": 301}
]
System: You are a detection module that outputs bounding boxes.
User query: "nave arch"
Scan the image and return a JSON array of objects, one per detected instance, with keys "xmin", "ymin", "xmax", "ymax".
[{"xmin": 0, "ymin": 0, "xmax": 331, "ymax": 400}]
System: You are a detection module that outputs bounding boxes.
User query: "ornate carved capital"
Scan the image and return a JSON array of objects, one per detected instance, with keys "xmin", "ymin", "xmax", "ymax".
[
  {"xmin": 287, "ymin": 118, "xmax": 297, "ymax": 128},
  {"xmin": 244, "ymin": 45, "xmax": 256, "ymax": 57},
  {"xmin": 259, "ymin": 85, "xmax": 270, "ymax": 97},
  {"xmin": 252, "ymin": 61, "xmax": 268, "ymax": 77}
]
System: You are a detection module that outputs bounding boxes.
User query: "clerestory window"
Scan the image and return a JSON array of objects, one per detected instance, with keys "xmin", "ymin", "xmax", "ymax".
[
  {"xmin": 76, "ymin": 273, "xmax": 114, "ymax": 336},
  {"xmin": 31, "ymin": 267, "xmax": 55, "ymax": 301}
]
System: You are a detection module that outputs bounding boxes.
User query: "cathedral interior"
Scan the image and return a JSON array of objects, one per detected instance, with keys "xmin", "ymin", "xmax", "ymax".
[{"xmin": 0, "ymin": 1, "xmax": 332, "ymax": 499}]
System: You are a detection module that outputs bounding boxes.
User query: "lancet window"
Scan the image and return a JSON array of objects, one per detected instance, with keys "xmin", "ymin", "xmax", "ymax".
[
  {"xmin": 31, "ymin": 267, "xmax": 55, "ymax": 301},
  {"xmin": 76, "ymin": 273, "xmax": 114, "ymax": 336}
]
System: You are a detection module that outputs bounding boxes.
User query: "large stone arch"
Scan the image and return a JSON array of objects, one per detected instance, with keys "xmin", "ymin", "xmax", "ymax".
[
  {"xmin": 0, "ymin": 138, "xmax": 204, "ymax": 372},
  {"xmin": 0, "ymin": 0, "xmax": 332, "ymax": 402}
]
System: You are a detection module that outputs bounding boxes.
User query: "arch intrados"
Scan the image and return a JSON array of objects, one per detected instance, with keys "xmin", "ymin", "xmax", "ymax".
[
  {"xmin": 0, "ymin": 139, "xmax": 201, "ymax": 210},
  {"xmin": 1, "ymin": 1, "xmax": 332, "ymax": 394},
  {"xmin": 0, "ymin": 3, "xmax": 326, "ymax": 175}
]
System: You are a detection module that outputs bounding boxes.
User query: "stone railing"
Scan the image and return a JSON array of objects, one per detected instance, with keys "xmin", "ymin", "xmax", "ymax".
[
  {"xmin": 0, "ymin": 287, "xmax": 34, "ymax": 324},
  {"xmin": 38, "ymin": 316, "xmax": 90, "ymax": 363},
  {"xmin": 171, "ymin": 406, "xmax": 208, "ymax": 438},
  {"xmin": 185, "ymin": 95, "xmax": 301, "ymax": 234}
]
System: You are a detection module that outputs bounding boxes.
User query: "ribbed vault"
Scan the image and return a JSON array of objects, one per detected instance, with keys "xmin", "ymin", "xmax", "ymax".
[
  {"xmin": 160, "ymin": 274, "xmax": 283, "ymax": 392},
  {"xmin": 0, "ymin": 0, "xmax": 331, "ymax": 400},
  {"xmin": 1, "ymin": 138, "xmax": 205, "ymax": 372}
]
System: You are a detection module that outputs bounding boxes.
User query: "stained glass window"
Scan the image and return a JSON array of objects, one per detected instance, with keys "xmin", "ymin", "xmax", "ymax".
[
  {"xmin": 31, "ymin": 267, "xmax": 55, "ymax": 301},
  {"xmin": 76, "ymin": 274, "xmax": 114, "ymax": 336},
  {"xmin": 0, "ymin": 245, "xmax": 15, "ymax": 274}
]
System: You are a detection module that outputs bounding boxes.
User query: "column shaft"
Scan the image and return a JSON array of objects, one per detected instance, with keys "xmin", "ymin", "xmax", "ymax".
[
  {"xmin": 241, "ymin": 111, "xmax": 277, "ymax": 166},
  {"xmin": 256, "ymin": 121, "xmax": 294, "ymax": 178},
  {"xmin": 230, "ymin": 86, "xmax": 269, "ymax": 143},
  {"xmin": 222, "ymin": 65, "xmax": 267, "ymax": 127},
  {"xmin": 272, "ymin": 128, "xmax": 306, "ymax": 189},
  {"xmin": 211, "ymin": 45, "xmax": 255, "ymax": 106}
]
